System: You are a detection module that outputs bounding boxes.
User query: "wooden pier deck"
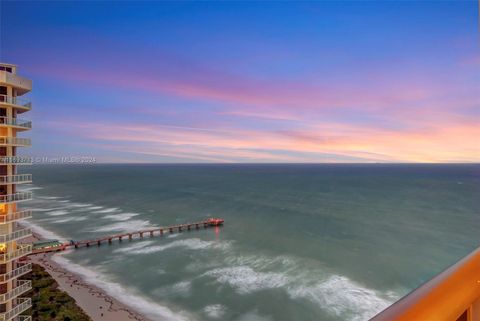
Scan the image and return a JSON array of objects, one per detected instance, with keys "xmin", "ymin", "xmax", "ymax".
[{"xmin": 30, "ymin": 218, "xmax": 224, "ymax": 255}]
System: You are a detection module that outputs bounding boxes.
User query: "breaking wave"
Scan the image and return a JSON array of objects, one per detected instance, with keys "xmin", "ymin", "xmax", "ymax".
[
  {"xmin": 204, "ymin": 266, "xmax": 288, "ymax": 294},
  {"xmin": 52, "ymin": 255, "xmax": 193, "ymax": 321},
  {"xmin": 287, "ymin": 275, "xmax": 395, "ymax": 321},
  {"xmin": 90, "ymin": 219, "xmax": 154, "ymax": 233},
  {"xmin": 114, "ymin": 238, "xmax": 230, "ymax": 255},
  {"xmin": 203, "ymin": 304, "xmax": 227, "ymax": 319},
  {"xmin": 202, "ymin": 254, "xmax": 397, "ymax": 321},
  {"xmin": 103, "ymin": 212, "xmax": 140, "ymax": 221}
]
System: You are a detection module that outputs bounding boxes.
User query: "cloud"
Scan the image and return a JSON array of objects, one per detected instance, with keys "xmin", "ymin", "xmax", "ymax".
[{"xmin": 38, "ymin": 117, "xmax": 480, "ymax": 163}]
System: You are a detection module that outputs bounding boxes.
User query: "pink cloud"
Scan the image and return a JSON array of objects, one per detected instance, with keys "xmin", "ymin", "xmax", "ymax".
[{"xmin": 40, "ymin": 117, "xmax": 480, "ymax": 163}]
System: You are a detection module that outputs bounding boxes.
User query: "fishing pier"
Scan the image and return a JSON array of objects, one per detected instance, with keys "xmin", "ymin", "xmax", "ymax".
[{"xmin": 30, "ymin": 218, "xmax": 224, "ymax": 254}]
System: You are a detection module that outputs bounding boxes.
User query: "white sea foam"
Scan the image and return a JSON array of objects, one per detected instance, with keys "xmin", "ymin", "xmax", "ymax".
[
  {"xmin": 287, "ymin": 275, "xmax": 394, "ymax": 321},
  {"xmin": 204, "ymin": 266, "xmax": 288, "ymax": 294},
  {"xmin": 90, "ymin": 219, "xmax": 153, "ymax": 233},
  {"xmin": 47, "ymin": 210, "xmax": 69, "ymax": 216},
  {"xmin": 155, "ymin": 281, "xmax": 193, "ymax": 298},
  {"xmin": 93, "ymin": 207, "xmax": 119, "ymax": 214},
  {"xmin": 30, "ymin": 208, "xmax": 54, "ymax": 212},
  {"xmin": 53, "ymin": 217, "xmax": 88, "ymax": 224},
  {"xmin": 103, "ymin": 213, "xmax": 140, "ymax": 221},
  {"xmin": 70, "ymin": 203, "xmax": 94, "ymax": 208},
  {"xmin": 20, "ymin": 220, "xmax": 65, "ymax": 241},
  {"xmin": 203, "ymin": 304, "xmax": 227, "ymax": 319},
  {"xmin": 115, "ymin": 238, "xmax": 229, "ymax": 255},
  {"xmin": 51, "ymin": 255, "xmax": 192, "ymax": 321},
  {"xmin": 19, "ymin": 186, "xmax": 43, "ymax": 191},
  {"xmin": 204, "ymin": 253, "xmax": 396, "ymax": 320},
  {"xmin": 168, "ymin": 233, "xmax": 180, "ymax": 238},
  {"xmin": 84, "ymin": 206, "xmax": 103, "ymax": 210},
  {"xmin": 173, "ymin": 281, "xmax": 192, "ymax": 295},
  {"xmin": 37, "ymin": 196, "xmax": 62, "ymax": 200}
]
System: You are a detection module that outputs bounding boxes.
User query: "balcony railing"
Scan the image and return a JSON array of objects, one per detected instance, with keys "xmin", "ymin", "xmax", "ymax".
[
  {"xmin": 0, "ymin": 280, "xmax": 31, "ymax": 303},
  {"xmin": 0, "ymin": 298, "xmax": 31, "ymax": 321},
  {"xmin": 0, "ymin": 137, "xmax": 31, "ymax": 147},
  {"xmin": 0, "ymin": 174, "xmax": 32, "ymax": 184},
  {"xmin": 0, "ymin": 244, "xmax": 32, "ymax": 263},
  {"xmin": 0, "ymin": 157, "xmax": 32, "ymax": 165},
  {"xmin": 0, "ymin": 228, "xmax": 32, "ymax": 243},
  {"xmin": 0, "ymin": 210, "xmax": 33, "ymax": 223},
  {"xmin": 0, "ymin": 263, "xmax": 32, "ymax": 283},
  {"xmin": 0, "ymin": 192, "xmax": 32, "ymax": 204},
  {"xmin": 371, "ymin": 246, "xmax": 480, "ymax": 321},
  {"xmin": 16, "ymin": 316, "xmax": 32, "ymax": 321},
  {"xmin": 0, "ymin": 117, "xmax": 32, "ymax": 129},
  {"xmin": 0, "ymin": 95, "xmax": 31, "ymax": 110}
]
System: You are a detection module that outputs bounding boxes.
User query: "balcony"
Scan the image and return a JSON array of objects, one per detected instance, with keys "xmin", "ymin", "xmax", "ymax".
[
  {"xmin": 0, "ymin": 71, "xmax": 32, "ymax": 95},
  {"xmin": 0, "ymin": 210, "xmax": 33, "ymax": 224},
  {"xmin": 0, "ymin": 95, "xmax": 31, "ymax": 113},
  {"xmin": 0, "ymin": 280, "xmax": 31, "ymax": 304},
  {"xmin": 0, "ymin": 157, "xmax": 32, "ymax": 165},
  {"xmin": 0, "ymin": 117, "xmax": 31, "ymax": 131},
  {"xmin": 0, "ymin": 192, "xmax": 32, "ymax": 204},
  {"xmin": 0, "ymin": 244, "xmax": 32, "ymax": 263},
  {"xmin": 0, "ymin": 174, "xmax": 32, "ymax": 185},
  {"xmin": 0, "ymin": 228, "xmax": 32, "ymax": 243},
  {"xmin": 0, "ymin": 298, "xmax": 31, "ymax": 321},
  {"xmin": 0, "ymin": 137, "xmax": 31, "ymax": 147},
  {"xmin": 0, "ymin": 263, "xmax": 32, "ymax": 283},
  {"xmin": 371, "ymin": 246, "xmax": 480, "ymax": 321}
]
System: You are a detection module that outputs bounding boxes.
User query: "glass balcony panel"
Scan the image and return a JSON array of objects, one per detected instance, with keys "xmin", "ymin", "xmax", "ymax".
[
  {"xmin": 0, "ymin": 192, "xmax": 33, "ymax": 204},
  {"xmin": 0, "ymin": 174, "xmax": 32, "ymax": 184},
  {"xmin": 0, "ymin": 95, "xmax": 31, "ymax": 109}
]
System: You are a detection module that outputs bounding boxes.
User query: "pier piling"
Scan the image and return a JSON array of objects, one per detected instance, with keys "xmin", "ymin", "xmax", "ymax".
[{"xmin": 30, "ymin": 218, "xmax": 225, "ymax": 255}]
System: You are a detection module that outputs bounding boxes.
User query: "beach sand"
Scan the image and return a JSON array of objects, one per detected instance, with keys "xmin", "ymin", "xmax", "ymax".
[
  {"xmin": 25, "ymin": 232, "xmax": 154, "ymax": 321},
  {"xmin": 28, "ymin": 254, "xmax": 152, "ymax": 321}
]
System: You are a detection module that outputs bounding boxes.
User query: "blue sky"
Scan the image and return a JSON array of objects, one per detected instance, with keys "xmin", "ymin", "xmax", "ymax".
[{"xmin": 1, "ymin": 1, "xmax": 478, "ymax": 163}]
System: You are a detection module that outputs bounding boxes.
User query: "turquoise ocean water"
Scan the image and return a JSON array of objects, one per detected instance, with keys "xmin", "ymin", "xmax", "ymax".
[{"xmin": 21, "ymin": 164, "xmax": 479, "ymax": 321}]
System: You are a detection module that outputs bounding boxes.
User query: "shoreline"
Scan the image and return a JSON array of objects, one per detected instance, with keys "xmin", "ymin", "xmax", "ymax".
[{"xmin": 26, "ymin": 235, "xmax": 154, "ymax": 321}]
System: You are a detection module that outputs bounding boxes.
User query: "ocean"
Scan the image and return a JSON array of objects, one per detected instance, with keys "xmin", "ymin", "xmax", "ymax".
[{"xmin": 20, "ymin": 164, "xmax": 480, "ymax": 321}]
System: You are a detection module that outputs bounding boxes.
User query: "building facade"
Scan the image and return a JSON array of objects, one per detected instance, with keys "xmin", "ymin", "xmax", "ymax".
[{"xmin": 0, "ymin": 63, "xmax": 33, "ymax": 321}]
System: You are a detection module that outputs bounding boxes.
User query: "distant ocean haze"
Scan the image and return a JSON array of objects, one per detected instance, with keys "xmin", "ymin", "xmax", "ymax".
[{"xmin": 21, "ymin": 164, "xmax": 480, "ymax": 321}]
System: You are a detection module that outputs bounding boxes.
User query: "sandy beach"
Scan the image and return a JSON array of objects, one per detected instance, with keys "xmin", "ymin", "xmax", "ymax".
[
  {"xmin": 28, "ymin": 253, "xmax": 152, "ymax": 321},
  {"xmin": 25, "ymin": 233, "xmax": 153, "ymax": 321}
]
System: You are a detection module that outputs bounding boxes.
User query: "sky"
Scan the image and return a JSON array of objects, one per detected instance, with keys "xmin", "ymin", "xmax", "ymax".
[{"xmin": 1, "ymin": 1, "xmax": 479, "ymax": 163}]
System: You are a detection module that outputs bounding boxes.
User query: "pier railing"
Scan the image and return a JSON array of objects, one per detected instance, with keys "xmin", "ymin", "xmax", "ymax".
[
  {"xmin": 31, "ymin": 218, "xmax": 225, "ymax": 254},
  {"xmin": 371, "ymin": 246, "xmax": 480, "ymax": 321}
]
